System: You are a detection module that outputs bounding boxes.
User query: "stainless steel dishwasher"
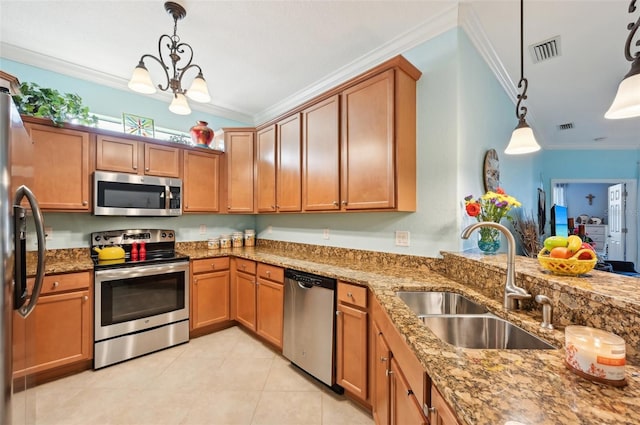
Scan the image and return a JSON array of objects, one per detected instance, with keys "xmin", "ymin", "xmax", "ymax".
[{"xmin": 283, "ymin": 269, "xmax": 339, "ymax": 389}]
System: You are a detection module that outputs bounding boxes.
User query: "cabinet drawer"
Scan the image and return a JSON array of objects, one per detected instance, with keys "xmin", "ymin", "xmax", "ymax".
[
  {"xmin": 257, "ymin": 263, "xmax": 284, "ymax": 283},
  {"xmin": 235, "ymin": 258, "xmax": 256, "ymax": 275},
  {"xmin": 338, "ymin": 281, "xmax": 367, "ymax": 309},
  {"xmin": 29, "ymin": 271, "xmax": 91, "ymax": 295},
  {"xmin": 585, "ymin": 225, "xmax": 605, "ymax": 236},
  {"xmin": 192, "ymin": 257, "xmax": 230, "ymax": 274}
]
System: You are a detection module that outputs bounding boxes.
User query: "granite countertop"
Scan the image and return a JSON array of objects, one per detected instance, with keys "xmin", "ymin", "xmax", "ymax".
[{"xmin": 38, "ymin": 244, "xmax": 640, "ymax": 424}]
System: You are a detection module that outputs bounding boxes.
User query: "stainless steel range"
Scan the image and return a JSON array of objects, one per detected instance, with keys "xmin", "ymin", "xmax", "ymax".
[{"xmin": 91, "ymin": 229, "xmax": 189, "ymax": 369}]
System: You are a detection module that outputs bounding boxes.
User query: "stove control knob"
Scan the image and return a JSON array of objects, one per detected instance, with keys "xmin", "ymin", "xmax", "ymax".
[
  {"xmin": 94, "ymin": 235, "xmax": 101, "ymax": 242},
  {"xmin": 169, "ymin": 232, "xmax": 174, "ymax": 238},
  {"xmin": 162, "ymin": 232, "xmax": 167, "ymax": 238}
]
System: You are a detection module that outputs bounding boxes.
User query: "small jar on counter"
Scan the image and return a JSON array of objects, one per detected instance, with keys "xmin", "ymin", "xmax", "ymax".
[
  {"xmin": 219, "ymin": 234, "xmax": 231, "ymax": 249},
  {"xmin": 207, "ymin": 237, "xmax": 220, "ymax": 250},
  {"xmin": 232, "ymin": 231, "xmax": 244, "ymax": 248},
  {"xmin": 244, "ymin": 229, "xmax": 255, "ymax": 247}
]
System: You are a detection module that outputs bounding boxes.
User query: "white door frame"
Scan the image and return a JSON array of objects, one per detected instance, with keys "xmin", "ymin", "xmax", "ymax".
[{"xmin": 551, "ymin": 178, "xmax": 638, "ymax": 267}]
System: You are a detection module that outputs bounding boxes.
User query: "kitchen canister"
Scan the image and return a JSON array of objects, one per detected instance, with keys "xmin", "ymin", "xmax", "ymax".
[
  {"xmin": 207, "ymin": 237, "xmax": 220, "ymax": 250},
  {"xmin": 232, "ymin": 232, "xmax": 244, "ymax": 248},
  {"xmin": 219, "ymin": 234, "xmax": 231, "ymax": 249},
  {"xmin": 564, "ymin": 325, "xmax": 627, "ymax": 387},
  {"xmin": 244, "ymin": 229, "xmax": 255, "ymax": 247}
]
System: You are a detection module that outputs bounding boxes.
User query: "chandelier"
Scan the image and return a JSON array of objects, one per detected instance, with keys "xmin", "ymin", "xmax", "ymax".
[
  {"xmin": 504, "ymin": 0, "xmax": 541, "ymax": 155},
  {"xmin": 128, "ymin": 1, "xmax": 211, "ymax": 115},
  {"xmin": 605, "ymin": 0, "xmax": 640, "ymax": 119}
]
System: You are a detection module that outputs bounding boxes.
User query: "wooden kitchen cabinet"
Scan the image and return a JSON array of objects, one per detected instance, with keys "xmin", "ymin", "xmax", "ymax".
[
  {"xmin": 340, "ymin": 67, "xmax": 417, "ymax": 211},
  {"xmin": 233, "ymin": 258, "xmax": 257, "ymax": 330},
  {"xmin": 256, "ymin": 263, "xmax": 284, "ymax": 348},
  {"xmin": 190, "ymin": 257, "xmax": 230, "ymax": 332},
  {"xmin": 430, "ymin": 385, "xmax": 461, "ymax": 425},
  {"xmin": 336, "ymin": 281, "xmax": 368, "ymax": 401},
  {"xmin": 256, "ymin": 115, "xmax": 302, "ymax": 213},
  {"xmin": 222, "ymin": 129, "xmax": 255, "ymax": 213},
  {"xmin": 96, "ymin": 134, "xmax": 181, "ymax": 177},
  {"xmin": 302, "ymin": 95, "xmax": 341, "ymax": 211},
  {"xmin": 372, "ymin": 295, "xmax": 428, "ymax": 425},
  {"xmin": 13, "ymin": 271, "xmax": 92, "ymax": 378},
  {"xmin": 183, "ymin": 149, "xmax": 221, "ymax": 212},
  {"xmin": 20, "ymin": 122, "xmax": 91, "ymax": 211}
]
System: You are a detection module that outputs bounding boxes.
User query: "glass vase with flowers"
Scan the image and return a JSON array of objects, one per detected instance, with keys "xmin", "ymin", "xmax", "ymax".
[{"xmin": 464, "ymin": 188, "xmax": 521, "ymax": 253}]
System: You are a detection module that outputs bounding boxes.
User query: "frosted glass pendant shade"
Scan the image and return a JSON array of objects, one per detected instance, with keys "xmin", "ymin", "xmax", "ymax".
[
  {"xmin": 128, "ymin": 63, "xmax": 156, "ymax": 94},
  {"xmin": 505, "ymin": 119, "xmax": 541, "ymax": 155},
  {"xmin": 169, "ymin": 93, "xmax": 191, "ymax": 115},
  {"xmin": 186, "ymin": 74, "xmax": 211, "ymax": 103},
  {"xmin": 605, "ymin": 66, "xmax": 640, "ymax": 119}
]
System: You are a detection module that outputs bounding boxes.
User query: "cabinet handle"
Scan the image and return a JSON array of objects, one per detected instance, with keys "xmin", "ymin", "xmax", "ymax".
[
  {"xmin": 336, "ymin": 311, "xmax": 341, "ymax": 316},
  {"xmin": 266, "ymin": 270, "xmax": 271, "ymax": 276},
  {"xmin": 194, "ymin": 278, "xmax": 198, "ymax": 284},
  {"xmin": 347, "ymin": 292, "xmax": 353, "ymax": 298},
  {"xmin": 341, "ymin": 200, "xmax": 347, "ymax": 206},
  {"xmin": 380, "ymin": 356, "xmax": 387, "ymax": 363},
  {"xmin": 82, "ymin": 201, "xmax": 88, "ymax": 206},
  {"xmin": 132, "ymin": 165, "xmax": 138, "ymax": 170},
  {"xmin": 211, "ymin": 263, "xmax": 216, "ymax": 269},
  {"xmin": 83, "ymin": 295, "xmax": 88, "ymax": 301},
  {"xmin": 145, "ymin": 167, "xmax": 150, "ymax": 171},
  {"xmin": 271, "ymin": 205, "xmax": 276, "ymax": 210},
  {"xmin": 227, "ymin": 206, "xmax": 231, "ymax": 209},
  {"xmin": 52, "ymin": 281, "xmax": 59, "ymax": 288},
  {"xmin": 385, "ymin": 369, "xmax": 393, "ymax": 377},
  {"xmin": 333, "ymin": 201, "xmax": 339, "ymax": 206}
]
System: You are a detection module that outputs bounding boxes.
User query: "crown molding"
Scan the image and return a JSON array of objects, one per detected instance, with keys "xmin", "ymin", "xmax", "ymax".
[
  {"xmin": 0, "ymin": 42, "xmax": 253, "ymax": 124},
  {"xmin": 252, "ymin": 4, "xmax": 459, "ymax": 125}
]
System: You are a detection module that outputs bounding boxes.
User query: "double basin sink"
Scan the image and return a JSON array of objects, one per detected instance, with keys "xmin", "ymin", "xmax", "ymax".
[{"xmin": 396, "ymin": 291, "xmax": 555, "ymax": 350}]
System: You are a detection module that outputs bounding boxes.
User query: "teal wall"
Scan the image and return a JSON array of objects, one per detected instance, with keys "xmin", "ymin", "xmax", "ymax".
[
  {"xmin": 0, "ymin": 58, "xmax": 248, "ymax": 132},
  {"xmin": 6, "ymin": 27, "xmax": 604, "ymax": 257}
]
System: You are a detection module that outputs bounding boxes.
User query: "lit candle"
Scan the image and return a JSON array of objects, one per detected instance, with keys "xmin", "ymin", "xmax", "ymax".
[{"xmin": 565, "ymin": 325, "xmax": 626, "ymax": 384}]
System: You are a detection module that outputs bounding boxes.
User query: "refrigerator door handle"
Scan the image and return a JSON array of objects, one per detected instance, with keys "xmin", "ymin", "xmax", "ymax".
[{"xmin": 14, "ymin": 185, "xmax": 46, "ymax": 318}]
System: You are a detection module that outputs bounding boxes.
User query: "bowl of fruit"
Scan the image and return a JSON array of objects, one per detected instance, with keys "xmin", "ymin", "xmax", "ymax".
[{"xmin": 537, "ymin": 235, "xmax": 598, "ymax": 276}]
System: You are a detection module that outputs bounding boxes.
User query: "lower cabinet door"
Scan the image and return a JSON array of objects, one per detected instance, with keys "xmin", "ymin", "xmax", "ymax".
[
  {"xmin": 235, "ymin": 271, "xmax": 257, "ymax": 330},
  {"xmin": 373, "ymin": 321, "xmax": 391, "ymax": 425},
  {"xmin": 13, "ymin": 289, "xmax": 92, "ymax": 377},
  {"xmin": 336, "ymin": 302, "xmax": 368, "ymax": 400},
  {"xmin": 256, "ymin": 278, "xmax": 284, "ymax": 348},
  {"xmin": 391, "ymin": 358, "xmax": 428, "ymax": 425},
  {"xmin": 191, "ymin": 270, "xmax": 230, "ymax": 330}
]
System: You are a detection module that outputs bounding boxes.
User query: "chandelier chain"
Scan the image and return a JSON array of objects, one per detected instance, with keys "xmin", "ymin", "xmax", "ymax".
[{"xmin": 625, "ymin": 0, "xmax": 640, "ymax": 61}]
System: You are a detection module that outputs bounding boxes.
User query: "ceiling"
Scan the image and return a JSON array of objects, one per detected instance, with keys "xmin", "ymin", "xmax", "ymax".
[{"xmin": 1, "ymin": 0, "xmax": 638, "ymax": 150}]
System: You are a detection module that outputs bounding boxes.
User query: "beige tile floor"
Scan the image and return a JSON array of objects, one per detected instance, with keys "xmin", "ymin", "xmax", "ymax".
[{"xmin": 35, "ymin": 326, "xmax": 374, "ymax": 425}]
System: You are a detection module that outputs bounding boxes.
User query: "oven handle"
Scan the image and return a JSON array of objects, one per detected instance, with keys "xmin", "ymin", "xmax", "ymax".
[{"xmin": 95, "ymin": 260, "xmax": 189, "ymax": 281}]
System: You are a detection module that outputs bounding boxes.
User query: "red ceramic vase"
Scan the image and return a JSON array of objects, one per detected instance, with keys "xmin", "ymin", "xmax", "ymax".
[{"xmin": 190, "ymin": 121, "xmax": 214, "ymax": 147}]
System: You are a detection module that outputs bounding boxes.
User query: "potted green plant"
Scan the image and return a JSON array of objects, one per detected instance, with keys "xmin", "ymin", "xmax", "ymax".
[{"xmin": 12, "ymin": 82, "xmax": 98, "ymax": 127}]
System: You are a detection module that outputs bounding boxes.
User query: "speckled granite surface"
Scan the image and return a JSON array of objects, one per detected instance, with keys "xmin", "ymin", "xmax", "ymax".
[
  {"xmin": 26, "ymin": 248, "xmax": 93, "ymax": 275},
  {"xmin": 33, "ymin": 241, "xmax": 640, "ymax": 425}
]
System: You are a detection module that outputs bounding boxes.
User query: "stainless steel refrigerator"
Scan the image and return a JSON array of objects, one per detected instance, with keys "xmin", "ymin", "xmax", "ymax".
[{"xmin": 1, "ymin": 88, "xmax": 46, "ymax": 424}]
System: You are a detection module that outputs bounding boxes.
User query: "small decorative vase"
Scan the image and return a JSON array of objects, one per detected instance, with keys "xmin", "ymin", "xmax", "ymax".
[
  {"xmin": 189, "ymin": 121, "xmax": 214, "ymax": 147},
  {"xmin": 477, "ymin": 227, "xmax": 501, "ymax": 254}
]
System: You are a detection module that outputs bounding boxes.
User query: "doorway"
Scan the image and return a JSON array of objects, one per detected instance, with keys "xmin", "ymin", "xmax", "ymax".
[{"xmin": 551, "ymin": 179, "xmax": 637, "ymax": 267}]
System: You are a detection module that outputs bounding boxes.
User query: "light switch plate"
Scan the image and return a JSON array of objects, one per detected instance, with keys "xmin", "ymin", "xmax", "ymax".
[
  {"xmin": 323, "ymin": 228, "xmax": 330, "ymax": 239},
  {"xmin": 44, "ymin": 227, "xmax": 52, "ymax": 240},
  {"xmin": 395, "ymin": 230, "xmax": 410, "ymax": 247},
  {"xmin": 199, "ymin": 224, "xmax": 206, "ymax": 235}
]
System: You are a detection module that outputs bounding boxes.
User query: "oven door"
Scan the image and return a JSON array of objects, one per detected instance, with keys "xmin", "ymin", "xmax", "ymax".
[{"xmin": 94, "ymin": 260, "xmax": 189, "ymax": 342}]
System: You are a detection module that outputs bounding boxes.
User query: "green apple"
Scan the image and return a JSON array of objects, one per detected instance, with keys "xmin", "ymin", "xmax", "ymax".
[{"xmin": 543, "ymin": 236, "xmax": 568, "ymax": 252}]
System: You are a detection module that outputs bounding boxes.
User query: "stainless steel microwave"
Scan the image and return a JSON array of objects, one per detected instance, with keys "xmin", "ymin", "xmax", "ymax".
[{"xmin": 93, "ymin": 171, "xmax": 182, "ymax": 216}]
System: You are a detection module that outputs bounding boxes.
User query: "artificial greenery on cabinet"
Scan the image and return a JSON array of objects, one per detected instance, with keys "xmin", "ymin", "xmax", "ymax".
[{"xmin": 12, "ymin": 82, "xmax": 98, "ymax": 127}]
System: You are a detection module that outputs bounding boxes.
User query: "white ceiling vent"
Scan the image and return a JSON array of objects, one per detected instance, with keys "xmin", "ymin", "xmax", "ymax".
[
  {"xmin": 529, "ymin": 36, "xmax": 561, "ymax": 63},
  {"xmin": 558, "ymin": 122, "xmax": 574, "ymax": 130}
]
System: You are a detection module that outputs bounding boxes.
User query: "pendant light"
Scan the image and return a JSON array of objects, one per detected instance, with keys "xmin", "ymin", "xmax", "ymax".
[
  {"xmin": 505, "ymin": 0, "xmax": 541, "ymax": 155},
  {"xmin": 128, "ymin": 2, "xmax": 211, "ymax": 115},
  {"xmin": 605, "ymin": 1, "xmax": 640, "ymax": 119}
]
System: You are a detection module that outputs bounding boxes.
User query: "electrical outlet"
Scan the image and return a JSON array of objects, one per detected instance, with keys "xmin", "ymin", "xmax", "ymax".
[
  {"xmin": 44, "ymin": 227, "xmax": 52, "ymax": 240},
  {"xmin": 323, "ymin": 228, "xmax": 330, "ymax": 240},
  {"xmin": 267, "ymin": 225, "xmax": 273, "ymax": 234},
  {"xmin": 199, "ymin": 224, "xmax": 206, "ymax": 235},
  {"xmin": 395, "ymin": 230, "xmax": 410, "ymax": 247}
]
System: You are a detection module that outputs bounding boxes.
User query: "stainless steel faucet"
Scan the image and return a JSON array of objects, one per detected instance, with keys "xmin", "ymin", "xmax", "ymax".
[{"xmin": 461, "ymin": 222, "xmax": 531, "ymax": 310}]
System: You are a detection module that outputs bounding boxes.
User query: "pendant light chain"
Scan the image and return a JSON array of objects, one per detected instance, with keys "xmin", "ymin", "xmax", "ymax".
[
  {"xmin": 624, "ymin": 0, "xmax": 639, "ymax": 62},
  {"xmin": 515, "ymin": 0, "xmax": 529, "ymax": 122}
]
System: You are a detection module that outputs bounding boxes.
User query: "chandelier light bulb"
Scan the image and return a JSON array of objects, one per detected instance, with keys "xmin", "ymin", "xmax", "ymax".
[
  {"xmin": 169, "ymin": 93, "xmax": 191, "ymax": 115},
  {"xmin": 128, "ymin": 63, "xmax": 156, "ymax": 94},
  {"xmin": 186, "ymin": 73, "xmax": 211, "ymax": 103}
]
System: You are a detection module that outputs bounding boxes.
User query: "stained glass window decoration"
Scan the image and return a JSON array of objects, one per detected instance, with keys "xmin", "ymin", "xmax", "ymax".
[{"xmin": 122, "ymin": 113, "xmax": 155, "ymax": 137}]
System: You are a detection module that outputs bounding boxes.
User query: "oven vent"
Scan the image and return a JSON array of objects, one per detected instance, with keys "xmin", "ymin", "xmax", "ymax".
[
  {"xmin": 558, "ymin": 122, "xmax": 574, "ymax": 130},
  {"xmin": 529, "ymin": 36, "xmax": 561, "ymax": 63}
]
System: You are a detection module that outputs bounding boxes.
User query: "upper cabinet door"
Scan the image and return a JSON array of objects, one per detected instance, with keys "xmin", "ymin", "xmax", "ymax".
[
  {"xmin": 256, "ymin": 126, "xmax": 277, "ymax": 213},
  {"xmin": 96, "ymin": 135, "xmax": 139, "ymax": 174},
  {"xmin": 276, "ymin": 114, "xmax": 302, "ymax": 212},
  {"xmin": 302, "ymin": 95, "xmax": 340, "ymax": 211},
  {"xmin": 144, "ymin": 143, "xmax": 181, "ymax": 177},
  {"xmin": 183, "ymin": 150, "xmax": 220, "ymax": 212},
  {"xmin": 26, "ymin": 123, "xmax": 91, "ymax": 211},
  {"xmin": 341, "ymin": 69, "xmax": 396, "ymax": 210},
  {"xmin": 224, "ymin": 130, "xmax": 255, "ymax": 213}
]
